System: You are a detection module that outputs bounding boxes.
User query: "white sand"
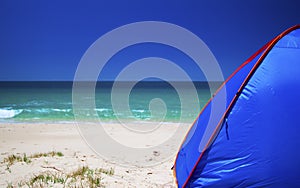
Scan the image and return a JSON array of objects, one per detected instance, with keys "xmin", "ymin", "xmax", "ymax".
[{"xmin": 0, "ymin": 122, "xmax": 190, "ymax": 187}]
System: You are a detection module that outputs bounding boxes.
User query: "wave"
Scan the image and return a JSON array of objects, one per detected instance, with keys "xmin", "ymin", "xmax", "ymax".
[
  {"xmin": 52, "ymin": 108, "xmax": 72, "ymax": 112},
  {"xmin": 95, "ymin": 108, "xmax": 111, "ymax": 112},
  {"xmin": 24, "ymin": 108, "xmax": 72, "ymax": 113},
  {"xmin": 0, "ymin": 108, "xmax": 23, "ymax": 118},
  {"xmin": 132, "ymin": 109, "xmax": 146, "ymax": 113},
  {"xmin": 20, "ymin": 100, "xmax": 52, "ymax": 107},
  {"xmin": 0, "ymin": 106, "xmax": 180, "ymax": 121}
]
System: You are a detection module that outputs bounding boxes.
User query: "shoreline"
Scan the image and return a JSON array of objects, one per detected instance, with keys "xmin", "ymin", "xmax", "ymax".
[
  {"xmin": 0, "ymin": 121, "xmax": 189, "ymax": 187},
  {"xmin": 0, "ymin": 118, "xmax": 195, "ymax": 125}
]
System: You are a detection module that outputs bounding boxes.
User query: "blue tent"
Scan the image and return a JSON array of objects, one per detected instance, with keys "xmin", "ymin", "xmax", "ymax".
[{"xmin": 174, "ymin": 25, "xmax": 300, "ymax": 187}]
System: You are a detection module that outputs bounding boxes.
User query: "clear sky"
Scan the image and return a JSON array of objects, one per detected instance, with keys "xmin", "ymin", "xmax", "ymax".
[{"xmin": 1, "ymin": 0, "xmax": 300, "ymax": 81}]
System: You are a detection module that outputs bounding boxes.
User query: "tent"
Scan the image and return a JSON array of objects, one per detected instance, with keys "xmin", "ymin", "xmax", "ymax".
[{"xmin": 173, "ymin": 25, "xmax": 300, "ymax": 187}]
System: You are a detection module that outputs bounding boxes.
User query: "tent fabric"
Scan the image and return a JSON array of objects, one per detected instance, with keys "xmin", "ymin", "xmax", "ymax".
[{"xmin": 174, "ymin": 25, "xmax": 300, "ymax": 187}]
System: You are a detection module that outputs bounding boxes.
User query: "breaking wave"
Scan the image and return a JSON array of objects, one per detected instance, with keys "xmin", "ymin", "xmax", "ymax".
[{"xmin": 0, "ymin": 108, "xmax": 23, "ymax": 119}]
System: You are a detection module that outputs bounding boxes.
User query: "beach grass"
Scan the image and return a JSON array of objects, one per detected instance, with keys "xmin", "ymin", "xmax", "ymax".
[
  {"xmin": 3, "ymin": 151, "xmax": 114, "ymax": 188},
  {"xmin": 7, "ymin": 165, "xmax": 114, "ymax": 187},
  {"xmin": 29, "ymin": 151, "xmax": 64, "ymax": 158},
  {"xmin": 2, "ymin": 151, "xmax": 64, "ymax": 168},
  {"xmin": 18, "ymin": 166, "xmax": 106, "ymax": 188},
  {"xmin": 2, "ymin": 153, "xmax": 31, "ymax": 167}
]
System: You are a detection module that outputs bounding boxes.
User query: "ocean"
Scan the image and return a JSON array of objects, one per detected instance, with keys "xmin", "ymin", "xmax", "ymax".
[{"xmin": 0, "ymin": 81, "xmax": 221, "ymax": 123}]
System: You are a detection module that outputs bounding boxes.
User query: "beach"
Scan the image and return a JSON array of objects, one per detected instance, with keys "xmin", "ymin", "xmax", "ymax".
[
  {"xmin": 0, "ymin": 81, "xmax": 211, "ymax": 187},
  {"xmin": 0, "ymin": 122, "xmax": 189, "ymax": 187}
]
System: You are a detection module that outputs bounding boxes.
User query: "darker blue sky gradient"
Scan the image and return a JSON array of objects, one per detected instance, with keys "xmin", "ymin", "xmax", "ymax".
[{"xmin": 0, "ymin": 0, "xmax": 300, "ymax": 81}]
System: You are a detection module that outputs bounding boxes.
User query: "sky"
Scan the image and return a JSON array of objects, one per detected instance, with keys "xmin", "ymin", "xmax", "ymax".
[{"xmin": 0, "ymin": 0, "xmax": 300, "ymax": 81}]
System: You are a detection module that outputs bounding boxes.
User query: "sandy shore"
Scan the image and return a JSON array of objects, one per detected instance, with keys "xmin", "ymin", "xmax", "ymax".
[{"xmin": 0, "ymin": 122, "xmax": 190, "ymax": 187}]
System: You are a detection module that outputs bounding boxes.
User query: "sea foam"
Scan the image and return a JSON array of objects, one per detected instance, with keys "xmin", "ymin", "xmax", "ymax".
[{"xmin": 0, "ymin": 108, "xmax": 23, "ymax": 118}]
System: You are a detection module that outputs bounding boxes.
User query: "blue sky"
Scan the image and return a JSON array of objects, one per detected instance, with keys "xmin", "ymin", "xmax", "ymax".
[{"xmin": 0, "ymin": 0, "xmax": 300, "ymax": 81}]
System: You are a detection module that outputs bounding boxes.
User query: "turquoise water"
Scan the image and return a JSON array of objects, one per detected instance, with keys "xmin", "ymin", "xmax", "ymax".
[{"xmin": 0, "ymin": 82, "xmax": 220, "ymax": 123}]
